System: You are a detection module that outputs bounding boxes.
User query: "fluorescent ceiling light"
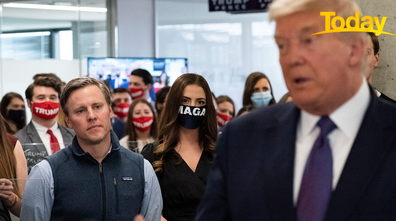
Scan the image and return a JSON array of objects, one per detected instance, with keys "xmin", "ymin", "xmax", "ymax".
[
  {"xmin": 1, "ymin": 31, "xmax": 51, "ymax": 38},
  {"xmin": 2, "ymin": 3, "xmax": 107, "ymax": 13}
]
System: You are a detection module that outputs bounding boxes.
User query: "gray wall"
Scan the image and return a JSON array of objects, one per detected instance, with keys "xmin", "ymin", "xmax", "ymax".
[
  {"xmin": 117, "ymin": 0, "xmax": 155, "ymax": 57},
  {"xmin": 356, "ymin": 0, "xmax": 396, "ymax": 99}
]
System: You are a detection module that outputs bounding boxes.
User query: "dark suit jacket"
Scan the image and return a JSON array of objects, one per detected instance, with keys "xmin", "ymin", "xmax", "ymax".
[
  {"xmin": 15, "ymin": 121, "xmax": 75, "ymax": 173},
  {"xmin": 379, "ymin": 92, "xmax": 396, "ymax": 104},
  {"xmin": 196, "ymin": 92, "xmax": 396, "ymax": 221}
]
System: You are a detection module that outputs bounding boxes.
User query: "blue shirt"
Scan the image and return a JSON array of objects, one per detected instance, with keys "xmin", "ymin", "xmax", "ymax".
[{"xmin": 20, "ymin": 159, "xmax": 162, "ymax": 221}]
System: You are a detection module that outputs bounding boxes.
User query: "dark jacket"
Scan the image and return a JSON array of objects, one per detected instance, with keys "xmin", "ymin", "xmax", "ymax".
[{"xmin": 46, "ymin": 130, "xmax": 145, "ymax": 221}]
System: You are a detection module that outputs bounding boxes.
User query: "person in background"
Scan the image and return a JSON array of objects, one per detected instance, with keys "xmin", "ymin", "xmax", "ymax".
[
  {"xmin": 120, "ymin": 98, "xmax": 157, "ymax": 153},
  {"xmin": 129, "ymin": 69, "xmax": 155, "ymax": 108},
  {"xmin": 0, "ymin": 93, "xmax": 26, "ymax": 134},
  {"xmin": 141, "ymin": 73, "xmax": 217, "ymax": 221},
  {"xmin": 278, "ymin": 92, "xmax": 293, "ymax": 104},
  {"xmin": 215, "ymin": 95, "xmax": 235, "ymax": 128},
  {"xmin": 364, "ymin": 32, "xmax": 396, "ymax": 103},
  {"xmin": 55, "ymin": 81, "xmax": 67, "ymax": 128},
  {"xmin": 155, "ymin": 86, "xmax": 171, "ymax": 116},
  {"xmin": 0, "ymin": 114, "xmax": 28, "ymax": 218},
  {"xmin": 154, "ymin": 71, "xmax": 169, "ymax": 93},
  {"xmin": 236, "ymin": 105, "xmax": 255, "ymax": 117},
  {"xmin": 242, "ymin": 72, "xmax": 276, "ymax": 107},
  {"xmin": 211, "ymin": 92, "xmax": 218, "ymax": 110},
  {"xmin": 15, "ymin": 75, "xmax": 75, "ymax": 173},
  {"xmin": 111, "ymin": 88, "xmax": 132, "ymax": 139},
  {"xmin": 20, "ymin": 77, "xmax": 162, "ymax": 221}
]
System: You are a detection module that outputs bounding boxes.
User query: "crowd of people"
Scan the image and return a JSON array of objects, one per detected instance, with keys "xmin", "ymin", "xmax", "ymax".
[{"xmin": 0, "ymin": 0, "xmax": 395, "ymax": 220}]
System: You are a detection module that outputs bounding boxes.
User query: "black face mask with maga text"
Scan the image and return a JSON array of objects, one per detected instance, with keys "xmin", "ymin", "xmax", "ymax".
[{"xmin": 177, "ymin": 105, "xmax": 206, "ymax": 129}]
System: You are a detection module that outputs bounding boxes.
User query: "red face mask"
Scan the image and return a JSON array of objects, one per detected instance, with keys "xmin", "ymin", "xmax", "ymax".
[
  {"xmin": 133, "ymin": 116, "xmax": 154, "ymax": 132},
  {"xmin": 217, "ymin": 113, "xmax": 231, "ymax": 127},
  {"xmin": 113, "ymin": 103, "xmax": 130, "ymax": 119},
  {"xmin": 32, "ymin": 101, "xmax": 60, "ymax": 120},
  {"xmin": 129, "ymin": 88, "xmax": 144, "ymax": 99}
]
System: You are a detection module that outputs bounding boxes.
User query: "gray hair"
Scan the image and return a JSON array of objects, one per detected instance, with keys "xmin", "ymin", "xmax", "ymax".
[
  {"xmin": 60, "ymin": 77, "xmax": 111, "ymax": 117},
  {"xmin": 269, "ymin": 0, "xmax": 367, "ymax": 74}
]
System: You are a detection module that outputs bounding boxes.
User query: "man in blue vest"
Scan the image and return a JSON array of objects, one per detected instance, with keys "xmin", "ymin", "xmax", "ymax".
[{"xmin": 20, "ymin": 77, "xmax": 162, "ymax": 221}]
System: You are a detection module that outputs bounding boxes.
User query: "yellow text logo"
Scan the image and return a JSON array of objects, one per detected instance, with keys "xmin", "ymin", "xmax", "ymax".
[{"xmin": 313, "ymin": 12, "xmax": 394, "ymax": 36}]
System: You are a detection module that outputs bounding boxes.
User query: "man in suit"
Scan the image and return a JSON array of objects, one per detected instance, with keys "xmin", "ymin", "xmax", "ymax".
[
  {"xmin": 365, "ymin": 32, "xmax": 396, "ymax": 103},
  {"xmin": 15, "ymin": 75, "xmax": 74, "ymax": 173},
  {"xmin": 196, "ymin": 0, "xmax": 396, "ymax": 220},
  {"xmin": 111, "ymin": 87, "xmax": 132, "ymax": 139}
]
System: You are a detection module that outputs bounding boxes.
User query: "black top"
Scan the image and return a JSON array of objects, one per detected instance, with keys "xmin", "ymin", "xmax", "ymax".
[{"xmin": 141, "ymin": 143, "xmax": 213, "ymax": 221}]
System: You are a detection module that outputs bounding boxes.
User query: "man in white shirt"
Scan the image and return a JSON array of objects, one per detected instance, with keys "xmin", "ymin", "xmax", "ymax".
[
  {"xmin": 196, "ymin": 0, "xmax": 396, "ymax": 220},
  {"xmin": 15, "ymin": 74, "xmax": 74, "ymax": 173}
]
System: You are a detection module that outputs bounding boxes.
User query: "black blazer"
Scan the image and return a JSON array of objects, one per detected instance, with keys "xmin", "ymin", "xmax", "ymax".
[{"xmin": 196, "ymin": 91, "xmax": 396, "ymax": 221}]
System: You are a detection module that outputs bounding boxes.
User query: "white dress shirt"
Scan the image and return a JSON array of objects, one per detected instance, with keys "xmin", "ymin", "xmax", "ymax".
[
  {"xmin": 32, "ymin": 120, "xmax": 66, "ymax": 155},
  {"xmin": 293, "ymin": 78, "xmax": 370, "ymax": 204}
]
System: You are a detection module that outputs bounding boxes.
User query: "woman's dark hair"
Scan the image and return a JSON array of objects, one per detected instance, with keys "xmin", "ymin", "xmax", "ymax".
[
  {"xmin": 0, "ymin": 114, "xmax": 20, "ymax": 197},
  {"xmin": 236, "ymin": 105, "xmax": 256, "ymax": 116},
  {"xmin": 125, "ymin": 98, "xmax": 157, "ymax": 145},
  {"xmin": 216, "ymin": 95, "xmax": 236, "ymax": 117},
  {"xmin": 153, "ymin": 74, "xmax": 217, "ymax": 173},
  {"xmin": 155, "ymin": 86, "xmax": 171, "ymax": 114},
  {"xmin": 242, "ymin": 72, "xmax": 276, "ymax": 106},
  {"xmin": 0, "ymin": 92, "xmax": 26, "ymax": 133}
]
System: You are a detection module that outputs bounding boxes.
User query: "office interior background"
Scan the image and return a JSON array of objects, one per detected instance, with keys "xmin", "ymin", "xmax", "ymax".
[{"xmin": 0, "ymin": 0, "xmax": 288, "ymax": 122}]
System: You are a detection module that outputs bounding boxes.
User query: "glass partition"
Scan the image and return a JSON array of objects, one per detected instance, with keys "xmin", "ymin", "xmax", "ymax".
[
  {"xmin": 0, "ymin": 0, "xmax": 108, "ymax": 122},
  {"xmin": 155, "ymin": 0, "xmax": 287, "ymax": 110}
]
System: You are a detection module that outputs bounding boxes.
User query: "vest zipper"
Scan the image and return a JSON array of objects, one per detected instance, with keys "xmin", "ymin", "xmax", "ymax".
[
  {"xmin": 114, "ymin": 178, "xmax": 119, "ymax": 214},
  {"xmin": 99, "ymin": 163, "xmax": 106, "ymax": 221}
]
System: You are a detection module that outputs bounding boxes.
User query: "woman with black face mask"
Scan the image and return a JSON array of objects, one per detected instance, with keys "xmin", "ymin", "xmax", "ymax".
[
  {"xmin": 0, "ymin": 93, "xmax": 26, "ymax": 134},
  {"xmin": 141, "ymin": 74, "xmax": 217, "ymax": 221}
]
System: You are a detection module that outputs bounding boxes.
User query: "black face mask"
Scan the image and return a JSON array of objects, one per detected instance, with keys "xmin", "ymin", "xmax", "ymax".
[
  {"xmin": 177, "ymin": 105, "xmax": 206, "ymax": 129},
  {"xmin": 8, "ymin": 109, "xmax": 25, "ymax": 125}
]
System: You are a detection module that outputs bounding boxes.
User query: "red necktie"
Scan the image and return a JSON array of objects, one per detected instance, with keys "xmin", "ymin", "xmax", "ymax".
[{"xmin": 47, "ymin": 129, "xmax": 60, "ymax": 154}]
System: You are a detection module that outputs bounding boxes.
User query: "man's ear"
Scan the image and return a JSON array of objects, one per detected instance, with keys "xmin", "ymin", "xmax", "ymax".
[
  {"xmin": 374, "ymin": 52, "xmax": 380, "ymax": 67},
  {"xmin": 349, "ymin": 37, "xmax": 365, "ymax": 67},
  {"xmin": 27, "ymin": 99, "xmax": 32, "ymax": 109},
  {"xmin": 109, "ymin": 105, "xmax": 113, "ymax": 119},
  {"xmin": 65, "ymin": 115, "xmax": 73, "ymax": 129},
  {"xmin": 146, "ymin": 83, "xmax": 152, "ymax": 92}
]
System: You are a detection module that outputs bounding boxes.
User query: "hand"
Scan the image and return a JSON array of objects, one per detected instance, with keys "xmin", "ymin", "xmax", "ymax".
[
  {"xmin": 134, "ymin": 215, "xmax": 145, "ymax": 221},
  {"xmin": 0, "ymin": 179, "xmax": 14, "ymax": 205}
]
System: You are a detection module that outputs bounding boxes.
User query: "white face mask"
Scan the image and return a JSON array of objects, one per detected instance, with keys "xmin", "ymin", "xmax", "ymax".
[{"xmin": 251, "ymin": 91, "xmax": 272, "ymax": 107}]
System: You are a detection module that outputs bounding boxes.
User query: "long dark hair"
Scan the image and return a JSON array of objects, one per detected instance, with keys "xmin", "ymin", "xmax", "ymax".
[
  {"xmin": 126, "ymin": 98, "xmax": 157, "ymax": 143},
  {"xmin": 242, "ymin": 72, "xmax": 276, "ymax": 106},
  {"xmin": 0, "ymin": 92, "xmax": 26, "ymax": 133},
  {"xmin": 0, "ymin": 114, "xmax": 20, "ymax": 197},
  {"xmin": 153, "ymin": 74, "xmax": 217, "ymax": 173}
]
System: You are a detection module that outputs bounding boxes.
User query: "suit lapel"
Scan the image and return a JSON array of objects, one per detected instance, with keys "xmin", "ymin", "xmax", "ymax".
[
  {"xmin": 59, "ymin": 126, "xmax": 74, "ymax": 147},
  {"xmin": 26, "ymin": 121, "xmax": 46, "ymax": 150},
  {"xmin": 264, "ymin": 104, "xmax": 300, "ymax": 221},
  {"xmin": 325, "ymin": 95, "xmax": 396, "ymax": 220}
]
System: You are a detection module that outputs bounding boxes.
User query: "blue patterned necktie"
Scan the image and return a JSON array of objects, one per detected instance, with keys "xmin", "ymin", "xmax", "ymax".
[{"xmin": 297, "ymin": 116, "xmax": 337, "ymax": 221}]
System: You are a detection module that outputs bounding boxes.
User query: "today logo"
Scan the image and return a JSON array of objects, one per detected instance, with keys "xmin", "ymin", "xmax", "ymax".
[
  {"xmin": 179, "ymin": 106, "xmax": 206, "ymax": 117},
  {"xmin": 313, "ymin": 11, "xmax": 394, "ymax": 36}
]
